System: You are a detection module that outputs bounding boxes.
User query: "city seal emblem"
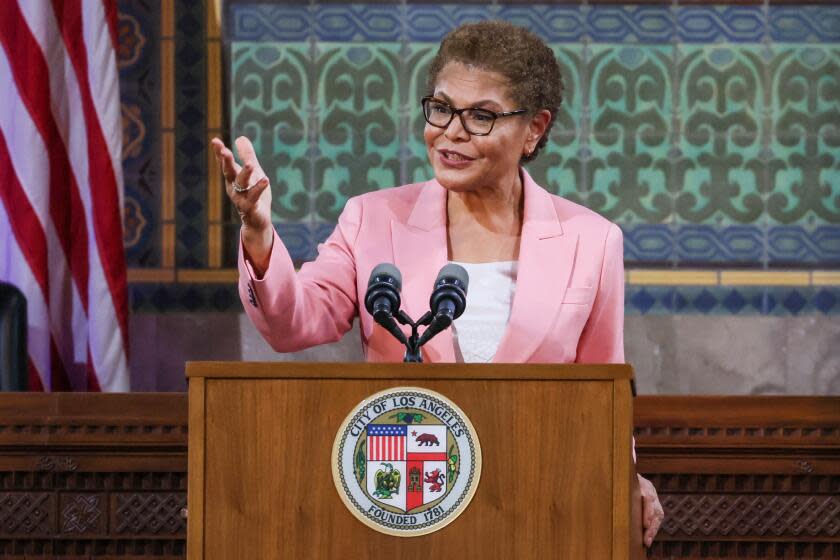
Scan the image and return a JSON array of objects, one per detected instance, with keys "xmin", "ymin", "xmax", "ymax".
[{"xmin": 331, "ymin": 387, "xmax": 481, "ymax": 537}]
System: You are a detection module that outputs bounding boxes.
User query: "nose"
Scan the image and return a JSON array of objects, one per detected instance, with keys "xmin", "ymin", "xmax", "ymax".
[{"xmin": 444, "ymin": 112, "xmax": 471, "ymax": 141}]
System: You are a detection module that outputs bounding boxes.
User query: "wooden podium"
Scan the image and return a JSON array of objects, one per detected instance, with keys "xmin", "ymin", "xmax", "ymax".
[{"xmin": 186, "ymin": 362, "xmax": 644, "ymax": 559}]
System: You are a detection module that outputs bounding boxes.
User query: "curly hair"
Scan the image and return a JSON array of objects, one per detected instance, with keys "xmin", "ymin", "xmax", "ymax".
[{"xmin": 425, "ymin": 21, "xmax": 564, "ymax": 163}]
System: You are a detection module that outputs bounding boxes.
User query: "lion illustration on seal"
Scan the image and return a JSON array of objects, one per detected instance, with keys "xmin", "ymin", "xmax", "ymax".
[{"xmin": 424, "ymin": 469, "xmax": 445, "ymax": 492}]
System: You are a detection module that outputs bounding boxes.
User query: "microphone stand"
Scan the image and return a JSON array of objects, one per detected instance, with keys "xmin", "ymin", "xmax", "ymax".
[{"xmin": 394, "ymin": 310, "xmax": 433, "ymax": 363}]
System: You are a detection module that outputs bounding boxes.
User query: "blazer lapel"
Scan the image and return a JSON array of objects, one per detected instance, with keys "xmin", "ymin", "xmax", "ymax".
[
  {"xmin": 493, "ymin": 169, "xmax": 578, "ymax": 363},
  {"xmin": 391, "ymin": 179, "xmax": 455, "ymax": 363}
]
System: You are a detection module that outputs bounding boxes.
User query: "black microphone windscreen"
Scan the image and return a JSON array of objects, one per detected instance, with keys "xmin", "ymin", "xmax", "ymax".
[
  {"xmin": 436, "ymin": 263, "xmax": 469, "ymax": 293},
  {"xmin": 368, "ymin": 263, "xmax": 402, "ymax": 291}
]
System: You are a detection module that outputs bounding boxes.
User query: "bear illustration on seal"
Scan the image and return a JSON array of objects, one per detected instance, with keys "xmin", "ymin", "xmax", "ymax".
[{"xmin": 414, "ymin": 433, "xmax": 440, "ymax": 446}]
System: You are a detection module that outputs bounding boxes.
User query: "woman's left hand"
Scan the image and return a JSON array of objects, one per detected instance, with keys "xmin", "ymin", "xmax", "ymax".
[{"xmin": 638, "ymin": 473, "xmax": 664, "ymax": 547}]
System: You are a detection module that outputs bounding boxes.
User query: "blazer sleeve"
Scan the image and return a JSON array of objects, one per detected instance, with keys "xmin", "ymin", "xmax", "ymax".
[
  {"xmin": 574, "ymin": 223, "xmax": 636, "ymax": 461},
  {"xmin": 575, "ymin": 222, "xmax": 625, "ymax": 364},
  {"xmin": 238, "ymin": 197, "xmax": 363, "ymax": 352}
]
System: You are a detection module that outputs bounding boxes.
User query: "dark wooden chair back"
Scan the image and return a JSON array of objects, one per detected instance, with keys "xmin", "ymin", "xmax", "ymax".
[{"xmin": 0, "ymin": 282, "xmax": 27, "ymax": 390}]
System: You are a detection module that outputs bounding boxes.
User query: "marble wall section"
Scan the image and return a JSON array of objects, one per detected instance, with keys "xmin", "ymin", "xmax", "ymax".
[
  {"xmin": 129, "ymin": 313, "xmax": 839, "ymax": 395},
  {"xmin": 625, "ymin": 316, "xmax": 840, "ymax": 395}
]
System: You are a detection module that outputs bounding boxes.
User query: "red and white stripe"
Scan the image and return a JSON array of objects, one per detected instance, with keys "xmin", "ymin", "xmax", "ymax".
[
  {"xmin": 368, "ymin": 436, "xmax": 406, "ymax": 461},
  {"xmin": 0, "ymin": 0, "xmax": 128, "ymax": 391}
]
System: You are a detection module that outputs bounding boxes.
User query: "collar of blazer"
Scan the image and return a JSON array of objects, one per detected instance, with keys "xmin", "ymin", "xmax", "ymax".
[{"xmin": 391, "ymin": 167, "xmax": 578, "ymax": 364}]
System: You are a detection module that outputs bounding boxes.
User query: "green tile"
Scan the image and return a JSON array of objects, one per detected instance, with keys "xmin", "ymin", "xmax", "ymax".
[
  {"xmin": 767, "ymin": 132, "xmax": 840, "ymax": 225},
  {"xmin": 675, "ymin": 45, "xmax": 768, "ymax": 225},
  {"xmin": 584, "ymin": 45, "xmax": 674, "ymax": 222},
  {"xmin": 769, "ymin": 46, "xmax": 840, "ymax": 138},
  {"xmin": 230, "ymin": 42, "xmax": 313, "ymax": 223},
  {"xmin": 406, "ymin": 44, "xmax": 437, "ymax": 185},
  {"xmin": 589, "ymin": 132, "xmax": 674, "ymax": 223},
  {"xmin": 526, "ymin": 46, "xmax": 586, "ymax": 198},
  {"xmin": 589, "ymin": 45, "xmax": 674, "ymax": 137},
  {"xmin": 765, "ymin": 45, "xmax": 840, "ymax": 225},
  {"xmin": 315, "ymin": 43, "xmax": 403, "ymax": 221},
  {"xmin": 676, "ymin": 131, "xmax": 764, "ymax": 224},
  {"xmin": 677, "ymin": 45, "xmax": 767, "ymax": 137}
]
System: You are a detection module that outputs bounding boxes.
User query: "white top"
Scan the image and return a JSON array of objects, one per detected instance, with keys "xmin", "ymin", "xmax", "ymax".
[{"xmin": 449, "ymin": 260, "xmax": 518, "ymax": 363}]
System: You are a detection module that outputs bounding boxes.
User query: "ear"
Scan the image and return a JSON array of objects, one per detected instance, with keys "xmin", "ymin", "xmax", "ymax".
[{"xmin": 524, "ymin": 109, "xmax": 552, "ymax": 155}]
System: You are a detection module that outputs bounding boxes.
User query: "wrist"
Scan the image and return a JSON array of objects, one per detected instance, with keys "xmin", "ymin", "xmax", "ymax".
[
  {"xmin": 241, "ymin": 224, "xmax": 273, "ymax": 277},
  {"xmin": 241, "ymin": 221, "xmax": 272, "ymax": 242}
]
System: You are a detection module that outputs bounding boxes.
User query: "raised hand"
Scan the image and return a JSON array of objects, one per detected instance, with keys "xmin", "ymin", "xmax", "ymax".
[{"xmin": 211, "ymin": 136, "xmax": 274, "ymax": 273}]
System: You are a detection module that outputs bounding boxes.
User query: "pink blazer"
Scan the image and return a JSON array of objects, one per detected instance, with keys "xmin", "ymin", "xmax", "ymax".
[{"xmin": 239, "ymin": 168, "xmax": 625, "ymax": 364}]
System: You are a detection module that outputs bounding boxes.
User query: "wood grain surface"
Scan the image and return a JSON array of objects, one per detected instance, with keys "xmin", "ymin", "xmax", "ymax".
[
  {"xmin": 194, "ymin": 372, "xmax": 631, "ymax": 559},
  {"xmin": 185, "ymin": 361, "xmax": 633, "ymax": 381},
  {"xmin": 187, "ymin": 377, "xmax": 205, "ymax": 560},
  {"xmin": 0, "ymin": 393, "xmax": 835, "ymax": 558}
]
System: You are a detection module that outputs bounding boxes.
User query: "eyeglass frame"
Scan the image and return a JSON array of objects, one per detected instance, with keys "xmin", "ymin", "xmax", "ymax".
[{"xmin": 420, "ymin": 96, "xmax": 529, "ymax": 136}]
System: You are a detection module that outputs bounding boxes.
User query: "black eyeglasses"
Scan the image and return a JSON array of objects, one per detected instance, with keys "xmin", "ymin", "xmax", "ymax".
[{"xmin": 421, "ymin": 96, "xmax": 527, "ymax": 136}]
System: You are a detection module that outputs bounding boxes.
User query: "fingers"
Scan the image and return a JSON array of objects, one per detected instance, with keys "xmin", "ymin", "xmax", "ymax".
[
  {"xmin": 235, "ymin": 135, "xmax": 258, "ymax": 166},
  {"xmin": 214, "ymin": 136, "xmax": 267, "ymax": 191},
  {"xmin": 211, "ymin": 138, "xmax": 240, "ymax": 184},
  {"xmin": 642, "ymin": 496, "xmax": 655, "ymax": 546},
  {"xmin": 641, "ymin": 484, "xmax": 665, "ymax": 547},
  {"xmin": 643, "ymin": 504, "xmax": 664, "ymax": 547},
  {"xmin": 237, "ymin": 176, "xmax": 271, "ymax": 200},
  {"xmin": 237, "ymin": 162, "xmax": 254, "ymax": 189},
  {"xmin": 212, "ymin": 136, "xmax": 271, "ymax": 221}
]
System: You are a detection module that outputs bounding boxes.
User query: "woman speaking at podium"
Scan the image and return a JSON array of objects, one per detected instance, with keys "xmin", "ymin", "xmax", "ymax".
[{"xmin": 211, "ymin": 21, "xmax": 664, "ymax": 546}]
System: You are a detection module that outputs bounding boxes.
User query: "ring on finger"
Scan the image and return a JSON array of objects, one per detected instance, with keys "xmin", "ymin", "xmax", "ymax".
[{"xmin": 232, "ymin": 180, "xmax": 256, "ymax": 193}]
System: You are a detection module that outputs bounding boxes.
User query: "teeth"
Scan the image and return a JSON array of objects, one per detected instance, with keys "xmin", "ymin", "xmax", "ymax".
[{"xmin": 445, "ymin": 152, "xmax": 467, "ymax": 161}]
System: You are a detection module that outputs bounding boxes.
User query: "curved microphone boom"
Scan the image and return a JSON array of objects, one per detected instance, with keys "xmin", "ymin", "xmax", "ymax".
[
  {"xmin": 364, "ymin": 263, "xmax": 407, "ymax": 345},
  {"xmin": 416, "ymin": 263, "xmax": 469, "ymax": 348}
]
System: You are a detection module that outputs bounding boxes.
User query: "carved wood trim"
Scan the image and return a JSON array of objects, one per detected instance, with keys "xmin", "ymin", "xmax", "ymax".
[
  {"xmin": 634, "ymin": 396, "xmax": 840, "ymax": 559},
  {"xmin": 659, "ymin": 493, "xmax": 839, "ymax": 538},
  {"xmin": 0, "ymin": 394, "xmax": 836, "ymax": 558},
  {"xmin": 0, "ymin": 393, "xmax": 187, "ymax": 448},
  {"xmin": 0, "ymin": 394, "xmax": 188, "ymax": 558}
]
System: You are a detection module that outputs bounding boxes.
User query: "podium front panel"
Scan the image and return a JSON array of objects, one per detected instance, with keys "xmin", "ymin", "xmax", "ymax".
[{"xmin": 187, "ymin": 363, "xmax": 634, "ymax": 559}]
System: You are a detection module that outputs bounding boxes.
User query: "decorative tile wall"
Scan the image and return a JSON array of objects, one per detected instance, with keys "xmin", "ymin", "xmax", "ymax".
[
  {"xmin": 119, "ymin": 1, "xmax": 162, "ymax": 267},
  {"xmin": 174, "ymin": 1, "xmax": 209, "ymax": 269},
  {"xmin": 119, "ymin": 1, "xmax": 840, "ymax": 315}
]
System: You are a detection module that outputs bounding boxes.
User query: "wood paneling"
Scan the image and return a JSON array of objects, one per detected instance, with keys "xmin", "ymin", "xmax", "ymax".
[
  {"xmin": 634, "ymin": 396, "xmax": 840, "ymax": 560},
  {"xmin": 199, "ymin": 377, "xmax": 617, "ymax": 559},
  {"xmin": 0, "ymin": 393, "xmax": 187, "ymax": 558},
  {"xmin": 0, "ymin": 393, "xmax": 837, "ymax": 559}
]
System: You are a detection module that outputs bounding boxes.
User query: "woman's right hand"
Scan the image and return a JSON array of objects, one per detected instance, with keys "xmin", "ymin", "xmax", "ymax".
[{"xmin": 211, "ymin": 136, "xmax": 274, "ymax": 274}]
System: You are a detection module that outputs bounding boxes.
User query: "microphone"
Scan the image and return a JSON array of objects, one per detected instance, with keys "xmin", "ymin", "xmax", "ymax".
[
  {"xmin": 364, "ymin": 263, "xmax": 407, "ymax": 345},
  {"xmin": 416, "ymin": 264, "xmax": 469, "ymax": 348}
]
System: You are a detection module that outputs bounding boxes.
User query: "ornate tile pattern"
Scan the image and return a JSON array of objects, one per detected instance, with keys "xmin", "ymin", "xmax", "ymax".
[
  {"xmin": 118, "ymin": 0, "xmax": 161, "ymax": 267},
  {"xmin": 676, "ymin": 7, "xmax": 766, "ymax": 43},
  {"xmin": 626, "ymin": 286, "xmax": 840, "ymax": 315},
  {"xmin": 227, "ymin": 4, "xmax": 840, "ymax": 268},
  {"xmin": 174, "ymin": 1, "xmax": 208, "ymax": 268},
  {"xmin": 768, "ymin": 7, "xmax": 840, "ymax": 43},
  {"xmin": 119, "ymin": 3, "xmax": 839, "ymax": 314},
  {"xmin": 130, "ymin": 283, "xmax": 240, "ymax": 313}
]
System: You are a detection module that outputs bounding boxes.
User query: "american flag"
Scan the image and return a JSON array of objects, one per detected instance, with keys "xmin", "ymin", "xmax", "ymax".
[
  {"xmin": 367, "ymin": 424, "xmax": 407, "ymax": 461},
  {"xmin": 0, "ymin": 1, "xmax": 129, "ymax": 391}
]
